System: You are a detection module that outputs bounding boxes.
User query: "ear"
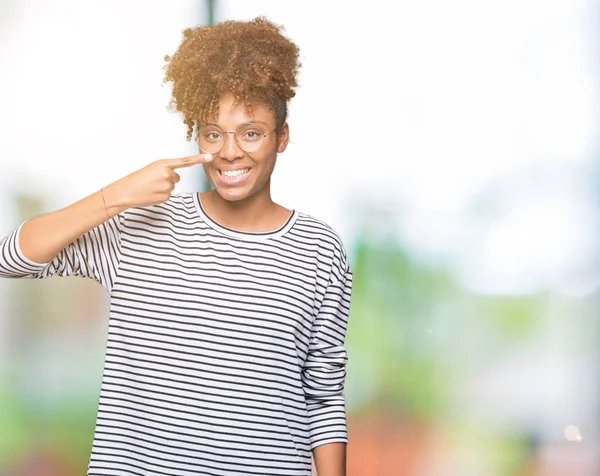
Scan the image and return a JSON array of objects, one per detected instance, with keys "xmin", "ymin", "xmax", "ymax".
[{"xmin": 276, "ymin": 122, "xmax": 290, "ymax": 153}]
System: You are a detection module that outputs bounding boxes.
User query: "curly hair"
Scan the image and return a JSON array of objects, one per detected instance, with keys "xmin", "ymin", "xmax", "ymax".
[{"xmin": 163, "ymin": 16, "xmax": 301, "ymax": 141}]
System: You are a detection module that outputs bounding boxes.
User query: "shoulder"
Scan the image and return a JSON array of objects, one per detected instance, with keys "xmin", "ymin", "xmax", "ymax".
[
  {"xmin": 293, "ymin": 211, "xmax": 350, "ymax": 278},
  {"xmin": 294, "ymin": 212, "xmax": 344, "ymax": 246}
]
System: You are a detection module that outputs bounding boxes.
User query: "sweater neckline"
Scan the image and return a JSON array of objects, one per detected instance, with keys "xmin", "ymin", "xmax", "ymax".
[{"xmin": 192, "ymin": 192, "xmax": 297, "ymax": 241}]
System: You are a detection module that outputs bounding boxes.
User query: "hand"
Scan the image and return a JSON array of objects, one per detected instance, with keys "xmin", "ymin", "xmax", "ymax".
[{"xmin": 105, "ymin": 153, "xmax": 213, "ymax": 209}]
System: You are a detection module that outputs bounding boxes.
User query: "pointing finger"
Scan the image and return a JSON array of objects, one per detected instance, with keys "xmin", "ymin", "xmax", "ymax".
[{"xmin": 166, "ymin": 154, "xmax": 213, "ymax": 169}]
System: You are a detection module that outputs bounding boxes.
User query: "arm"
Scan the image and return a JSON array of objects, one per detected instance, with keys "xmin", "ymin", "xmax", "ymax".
[
  {"xmin": 313, "ymin": 442, "xmax": 347, "ymax": 476},
  {"xmin": 18, "ymin": 186, "xmax": 127, "ymax": 265},
  {"xmin": 0, "ymin": 184, "xmax": 128, "ymax": 290},
  {"xmin": 0, "ymin": 154, "xmax": 211, "ymax": 289},
  {"xmin": 302, "ymin": 257, "xmax": 352, "ymax": 476}
]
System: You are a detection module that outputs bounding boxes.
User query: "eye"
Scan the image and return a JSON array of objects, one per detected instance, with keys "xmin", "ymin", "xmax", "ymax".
[
  {"xmin": 240, "ymin": 129, "xmax": 263, "ymax": 141},
  {"xmin": 200, "ymin": 130, "xmax": 223, "ymax": 142}
]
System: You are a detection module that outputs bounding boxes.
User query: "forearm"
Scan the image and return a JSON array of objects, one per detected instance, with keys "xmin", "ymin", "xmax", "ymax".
[
  {"xmin": 18, "ymin": 182, "xmax": 127, "ymax": 264},
  {"xmin": 312, "ymin": 442, "xmax": 346, "ymax": 476}
]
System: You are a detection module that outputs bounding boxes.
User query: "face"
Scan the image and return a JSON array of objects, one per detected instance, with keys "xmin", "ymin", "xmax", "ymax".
[{"xmin": 199, "ymin": 93, "xmax": 289, "ymax": 202}]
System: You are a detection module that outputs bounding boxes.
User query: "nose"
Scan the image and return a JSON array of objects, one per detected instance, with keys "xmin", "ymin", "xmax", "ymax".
[{"xmin": 220, "ymin": 132, "xmax": 244, "ymax": 161}]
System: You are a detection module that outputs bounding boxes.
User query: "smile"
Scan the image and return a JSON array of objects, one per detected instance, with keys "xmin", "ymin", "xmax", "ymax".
[
  {"xmin": 219, "ymin": 168, "xmax": 251, "ymax": 178},
  {"xmin": 217, "ymin": 168, "xmax": 252, "ymax": 185}
]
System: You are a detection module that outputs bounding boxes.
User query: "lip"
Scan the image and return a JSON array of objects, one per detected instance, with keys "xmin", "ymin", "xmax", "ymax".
[{"xmin": 216, "ymin": 167, "xmax": 253, "ymax": 186}]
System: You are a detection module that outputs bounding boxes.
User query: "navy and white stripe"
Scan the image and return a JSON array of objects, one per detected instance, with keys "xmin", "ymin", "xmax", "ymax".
[{"xmin": 0, "ymin": 192, "xmax": 352, "ymax": 476}]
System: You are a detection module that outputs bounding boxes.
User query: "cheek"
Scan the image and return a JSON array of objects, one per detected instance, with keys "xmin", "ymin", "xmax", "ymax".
[
  {"xmin": 254, "ymin": 149, "xmax": 277, "ymax": 171},
  {"xmin": 202, "ymin": 163, "xmax": 214, "ymax": 176}
]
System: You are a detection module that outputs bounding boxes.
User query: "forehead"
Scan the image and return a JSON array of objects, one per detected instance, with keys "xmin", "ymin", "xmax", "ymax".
[{"xmin": 206, "ymin": 93, "xmax": 275, "ymax": 126}]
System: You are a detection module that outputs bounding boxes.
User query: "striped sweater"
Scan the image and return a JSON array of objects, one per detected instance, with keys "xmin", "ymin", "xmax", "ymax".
[{"xmin": 0, "ymin": 192, "xmax": 352, "ymax": 476}]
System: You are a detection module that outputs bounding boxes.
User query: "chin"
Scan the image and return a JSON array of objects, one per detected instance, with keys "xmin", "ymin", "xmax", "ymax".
[{"xmin": 214, "ymin": 185, "xmax": 253, "ymax": 202}]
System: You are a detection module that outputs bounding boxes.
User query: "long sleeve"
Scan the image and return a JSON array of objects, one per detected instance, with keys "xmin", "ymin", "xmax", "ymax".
[
  {"xmin": 0, "ymin": 212, "xmax": 125, "ymax": 292},
  {"xmin": 302, "ymin": 259, "xmax": 352, "ymax": 450}
]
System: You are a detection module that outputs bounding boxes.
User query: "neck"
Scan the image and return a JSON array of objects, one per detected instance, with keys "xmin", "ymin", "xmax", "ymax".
[{"xmin": 200, "ymin": 182, "xmax": 282, "ymax": 232}]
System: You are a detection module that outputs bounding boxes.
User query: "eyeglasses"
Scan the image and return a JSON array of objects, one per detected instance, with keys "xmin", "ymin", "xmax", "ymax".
[{"xmin": 197, "ymin": 122, "xmax": 276, "ymax": 154}]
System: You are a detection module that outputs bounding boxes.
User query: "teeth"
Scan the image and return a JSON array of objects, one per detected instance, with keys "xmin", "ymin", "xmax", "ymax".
[{"xmin": 221, "ymin": 169, "xmax": 250, "ymax": 178}]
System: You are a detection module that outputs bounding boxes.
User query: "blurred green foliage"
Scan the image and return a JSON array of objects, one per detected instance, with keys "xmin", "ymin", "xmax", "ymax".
[{"xmin": 346, "ymin": 232, "xmax": 542, "ymax": 422}]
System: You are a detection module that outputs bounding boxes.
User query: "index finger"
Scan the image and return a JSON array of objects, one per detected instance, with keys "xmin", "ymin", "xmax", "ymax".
[{"xmin": 165, "ymin": 154, "xmax": 213, "ymax": 169}]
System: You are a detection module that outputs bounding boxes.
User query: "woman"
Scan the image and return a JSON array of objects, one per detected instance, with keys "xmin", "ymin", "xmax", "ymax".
[{"xmin": 0, "ymin": 17, "xmax": 351, "ymax": 476}]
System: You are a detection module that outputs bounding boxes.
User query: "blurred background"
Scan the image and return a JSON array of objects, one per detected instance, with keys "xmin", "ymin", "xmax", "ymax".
[{"xmin": 1, "ymin": 0, "xmax": 599, "ymax": 474}]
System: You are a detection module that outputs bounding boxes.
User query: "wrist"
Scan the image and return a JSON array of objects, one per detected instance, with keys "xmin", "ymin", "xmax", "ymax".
[{"xmin": 102, "ymin": 181, "xmax": 128, "ymax": 216}]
